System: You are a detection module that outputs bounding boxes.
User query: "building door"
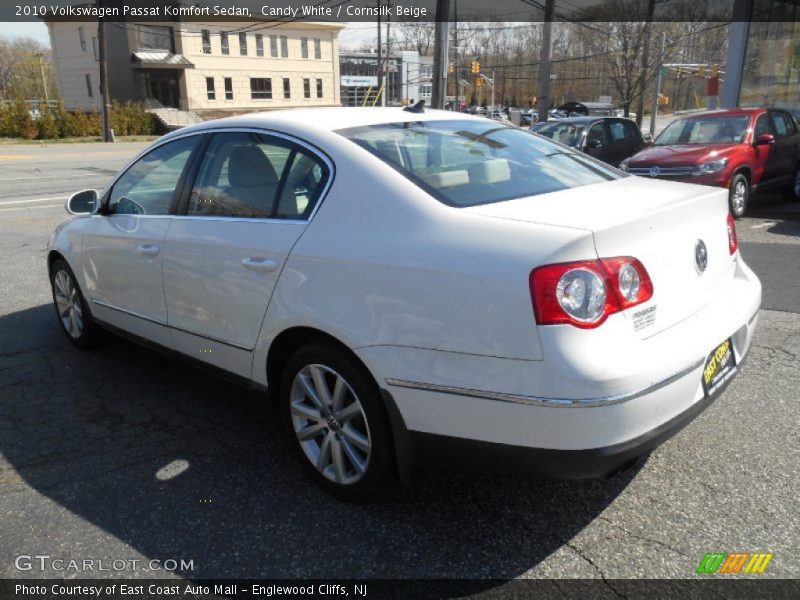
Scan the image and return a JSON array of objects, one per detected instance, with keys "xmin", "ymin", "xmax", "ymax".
[{"xmin": 144, "ymin": 71, "xmax": 180, "ymax": 108}]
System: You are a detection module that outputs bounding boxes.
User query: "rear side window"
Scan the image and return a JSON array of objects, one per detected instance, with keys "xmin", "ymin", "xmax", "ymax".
[
  {"xmin": 187, "ymin": 131, "xmax": 330, "ymax": 220},
  {"xmin": 339, "ymin": 120, "xmax": 621, "ymax": 207}
]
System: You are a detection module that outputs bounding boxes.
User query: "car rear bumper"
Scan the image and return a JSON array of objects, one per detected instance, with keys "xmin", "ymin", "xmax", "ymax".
[
  {"xmin": 362, "ymin": 255, "xmax": 761, "ymax": 479},
  {"xmin": 402, "ymin": 354, "xmax": 741, "ymax": 479}
]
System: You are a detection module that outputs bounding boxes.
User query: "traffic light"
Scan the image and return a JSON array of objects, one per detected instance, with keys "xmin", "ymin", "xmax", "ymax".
[
  {"xmin": 711, "ymin": 64, "xmax": 718, "ymax": 77},
  {"xmin": 448, "ymin": 62, "xmax": 454, "ymax": 74},
  {"xmin": 531, "ymin": 96, "xmax": 537, "ymax": 106},
  {"xmin": 476, "ymin": 76, "xmax": 484, "ymax": 88},
  {"xmin": 470, "ymin": 60, "xmax": 480, "ymax": 74},
  {"xmin": 697, "ymin": 65, "xmax": 706, "ymax": 77}
]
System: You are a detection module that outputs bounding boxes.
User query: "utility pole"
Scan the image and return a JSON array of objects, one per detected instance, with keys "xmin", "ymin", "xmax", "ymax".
[
  {"xmin": 635, "ymin": 0, "xmax": 656, "ymax": 126},
  {"xmin": 431, "ymin": 0, "xmax": 451, "ymax": 109},
  {"xmin": 536, "ymin": 0, "xmax": 555, "ymax": 123},
  {"xmin": 376, "ymin": 0, "xmax": 382, "ymax": 105},
  {"xmin": 649, "ymin": 31, "xmax": 666, "ymax": 137},
  {"xmin": 384, "ymin": 1, "xmax": 390, "ymax": 106},
  {"xmin": 36, "ymin": 53, "xmax": 49, "ymax": 103},
  {"xmin": 97, "ymin": 0, "xmax": 112, "ymax": 142}
]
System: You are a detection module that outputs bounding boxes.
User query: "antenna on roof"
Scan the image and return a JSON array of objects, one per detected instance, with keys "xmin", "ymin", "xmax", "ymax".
[{"xmin": 403, "ymin": 100, "xmax": 425, "ymax": 114}]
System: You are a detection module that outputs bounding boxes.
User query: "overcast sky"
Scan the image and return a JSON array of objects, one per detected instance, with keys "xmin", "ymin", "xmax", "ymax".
[{"xmin": 0, "ymin": 21, "xmax": 379, "ymax": 49}]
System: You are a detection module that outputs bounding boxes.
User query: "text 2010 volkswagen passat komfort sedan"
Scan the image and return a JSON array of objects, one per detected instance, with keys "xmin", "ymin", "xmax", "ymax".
[{"xmin": 48, "ymin": 107, "xmax": 761, "ymax": 499}]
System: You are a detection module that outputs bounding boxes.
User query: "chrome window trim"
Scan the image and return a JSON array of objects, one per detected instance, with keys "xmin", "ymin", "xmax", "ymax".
[
  {"xmin": 386, "ymin": 357, "xmax": 706, "ymax": 408},
  {"xmin": 99, "ymin": 127, "xmax": 336, "ymax": 225}
]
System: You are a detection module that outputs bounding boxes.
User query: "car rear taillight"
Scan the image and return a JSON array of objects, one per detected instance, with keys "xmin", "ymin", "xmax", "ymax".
[
  {"xmin": 530, "ymin": 257, "xmax": 653, "ymax": 329},
  {"xmin": 727, "ymin": 213, "xmax": 738, "ymax": 255}
]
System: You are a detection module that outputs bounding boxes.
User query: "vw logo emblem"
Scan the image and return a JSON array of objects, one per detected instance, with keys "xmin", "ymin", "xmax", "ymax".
[
  {"xmin": 695, "ymin": 239, "xmax": 708, "ymax": 273},
  {"xmin": 649, "ymin": 166, "xmax": 661, "ymax": 177}
]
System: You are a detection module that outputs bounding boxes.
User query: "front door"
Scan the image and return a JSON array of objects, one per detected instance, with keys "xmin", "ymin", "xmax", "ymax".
[
  {"xmin": 81, "ymin": 135, "xmax": 202, "ymax": 347},
  {"xmin": 162, "ymin": 131, "xmax": 332, "ymax": 378}
]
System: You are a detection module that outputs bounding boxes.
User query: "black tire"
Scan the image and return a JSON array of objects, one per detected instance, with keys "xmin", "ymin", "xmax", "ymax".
[
  {"xmin": 281, "ymin": 342, "xmax": 395, "ymax": 500},
  {"xmin": 729, "ymin": 172, "xmax": 749, "ymax": 219},
  {"xmin": 50, "ymin": 258, "xmax": 96, "ymax": 348}
]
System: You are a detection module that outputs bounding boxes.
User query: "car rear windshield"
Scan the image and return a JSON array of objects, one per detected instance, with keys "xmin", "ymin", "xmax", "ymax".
[
  {"xmin": 654, "ymin": 115, "xmax": 750, "ymax": 145},
  {"xmin": 338, "ymin": 119, "xmax": 622, "ymax": 207}
]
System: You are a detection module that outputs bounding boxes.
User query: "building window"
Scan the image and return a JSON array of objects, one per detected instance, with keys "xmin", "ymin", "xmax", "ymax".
[
  {"xmin": 224, "ymin": 77, "xmax": 233, "ymax": 100},
  {"xmin": 92, "ymin": 37, "xmax": 99, "ymax": 61},
  {"xmin": 85, "ymin": 74, "xmax": 93, "ymax": 97},
  {"xmin": 78, "ymin": 27, "xmax": 86, "ymax": 51},
  {"xmin": 206, "ymin": 77, "xmax": 216, "ymax": 100},
  {"xmin": 314, "ymin": 38, "xmax": 321, "ymax": 59},
  {"xmin": 301, "ymin": 37, "xmax": 309, "ymax": 59},
  {"xmin": 280, "ymin": 36, "xmax": 288, "ymax": 58},
  {"xmin": 201, "ymin": 29, "xmax": 211, "ymax": 54},
  {"xmin": 251, "ymin": 78, "xmax": 272, "ymax": 99},
  {"xmin": 303, "ymin": 78, "xmax": 310, "ymax": 99},
  {"xmin": 256, "ymin": 34, "xmax": 264, "ymax": 56},
  {"xmin": 239, "ymin": 33, "xmax": 247, "ymax": 56},
  {"xmin": 316, "ymin": 78, "xmax": 323, "ymax": 98},
  {"xmin": 220, "ymin": 32, "xmax": 229, "ymax": 55},
  {"xmin": 421, "ymin": 84, "xmax": 432, "ymax": 98},
  {"xmin": 269, "ymin": 35, "xmax": 278, "ymax": 57},
  {"xmin": 283, "ymin": 77, "xmax": 290, "ymax": 99}
]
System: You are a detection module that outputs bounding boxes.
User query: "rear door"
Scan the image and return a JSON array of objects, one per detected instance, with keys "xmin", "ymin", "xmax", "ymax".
[{"xmin": 161, "ymin": 130, "xmax": 332, "ymax": 378}]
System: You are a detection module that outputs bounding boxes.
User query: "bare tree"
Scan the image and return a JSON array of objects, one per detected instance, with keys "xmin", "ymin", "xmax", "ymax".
[{"xmin": 0, "ymin": 35, "xmax": 54, "ymax": 100}]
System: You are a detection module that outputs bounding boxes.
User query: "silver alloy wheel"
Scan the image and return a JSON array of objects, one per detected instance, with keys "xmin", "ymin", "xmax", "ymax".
[
  {"xmin": 53, "ymin": 269, "xmax": 83, "ymax": 339},
  {"xmin": 289, "ymin": 364, "xmax": 371, "ymax": 485},
  {"xmin": 731, "ymin": 179, "xmax": 747, "ymax": 215}
]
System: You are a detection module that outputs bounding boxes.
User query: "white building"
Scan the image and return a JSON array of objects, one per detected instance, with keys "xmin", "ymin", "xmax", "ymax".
[{"xmin": 46, "ymin": 20, "xmax": 344, "ymax": 117}]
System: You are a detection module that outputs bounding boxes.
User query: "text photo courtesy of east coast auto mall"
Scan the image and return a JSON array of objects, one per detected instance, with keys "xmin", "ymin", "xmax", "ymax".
[{"xmin": 0, "ymin": 0, "xmax": 798, "ymax": 598}]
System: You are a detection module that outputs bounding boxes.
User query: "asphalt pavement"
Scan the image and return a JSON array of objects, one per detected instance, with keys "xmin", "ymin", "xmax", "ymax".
[{"xmin": 0, "ymin": 142, "xmax": 798, "ymax": 584}]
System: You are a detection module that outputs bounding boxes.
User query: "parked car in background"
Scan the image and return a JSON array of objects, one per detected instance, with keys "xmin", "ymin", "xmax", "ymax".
[
  {"xmin": 621, "ymin": 108, "xmax": 800, "ymax": 218},
  {"xmin": 48, "ymin": 107, "xmax": 760, "ymax": 499},
  {"xmin": 531, "ymin": 116, "xmax": 647, "ymax": 167},
  {"xmin": 558, "ymin": 101, "xmax": 619, "ymax": 117}
]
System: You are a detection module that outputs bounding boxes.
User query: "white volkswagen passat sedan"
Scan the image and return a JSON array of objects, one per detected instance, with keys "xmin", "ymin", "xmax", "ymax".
[{"xmin": 48, "ymin": 106, "xmax": 761, "ymax": 499}]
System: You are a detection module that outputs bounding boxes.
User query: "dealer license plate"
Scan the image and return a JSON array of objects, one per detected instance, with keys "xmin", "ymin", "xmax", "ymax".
[{"xmin": 702, "ymin": 338, "xmax": 737, "ymax": 397}]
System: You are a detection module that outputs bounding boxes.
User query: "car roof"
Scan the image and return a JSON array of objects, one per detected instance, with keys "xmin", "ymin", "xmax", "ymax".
[
  {"xmin": 678, "ymin": 108, "xmax": 765, "ymax": 118},
  {"xmin": 163, "ymin": 106, "xmax": 476, "ymax": 141},
  {"xmin": 538, "ymin": 116, "xmax": 623, "ymax": 124}
]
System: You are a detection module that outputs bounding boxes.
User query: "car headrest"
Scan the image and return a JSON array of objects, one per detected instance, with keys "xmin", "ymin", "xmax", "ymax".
[
  {"xmin": 228, "ymin": 146, "xmax": 278, "ymax": 187},
  {"xmin": 468, "ymin": 159, "xmax": 511, "ymax": 184}
]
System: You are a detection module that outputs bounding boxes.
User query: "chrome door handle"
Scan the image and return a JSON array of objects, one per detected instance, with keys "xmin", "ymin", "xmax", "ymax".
[
  {"xmin": 241, "ymin": 257, "xmax": 279, "ymax": 272},
  {"xmin": 136, "ymin": 244, "xmax": 160, "ymax": 256}
]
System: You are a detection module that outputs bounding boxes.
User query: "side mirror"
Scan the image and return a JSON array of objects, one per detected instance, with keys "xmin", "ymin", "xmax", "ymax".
[
  {"xmin": 643, "ymin": 132, "xmax": 654, "ymax": 145},
  {"xmin": 66, "ymin": 189, "xmax": 98, "ymax": 215},
  {"xmin": 586, "ymin": 138, "xmax": 603, "ymax": 150},
  {"xmin": 755, "ymin": 133, "xmax": 775, "ymax": 146}
]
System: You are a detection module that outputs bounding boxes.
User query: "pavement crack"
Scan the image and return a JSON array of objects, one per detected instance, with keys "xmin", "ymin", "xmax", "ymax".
[
  {"xmin": 597, "ymin": 515, "xmax": 693, "ymax": 561},
  {"xmin": 564, "ymin": 541, "xmax": 627, "ymax": 599}
]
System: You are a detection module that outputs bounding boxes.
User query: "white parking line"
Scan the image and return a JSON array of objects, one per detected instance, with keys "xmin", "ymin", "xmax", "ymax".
[
  {"xmin": 0, "ymin": 173, "xmax": 101, "ymax": 182},
  {"xmin": 750, "ymin": 222, "xmax": 777, "ymax": 229},
  {"xmin": 0, "ymin": 196, "xmax": 64, "ymax": 206}
]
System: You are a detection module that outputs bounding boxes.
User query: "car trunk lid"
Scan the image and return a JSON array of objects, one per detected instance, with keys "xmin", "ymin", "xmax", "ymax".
[{"xmin": 464, "ymin": 177, "xmax": 735, "ymax": 337}]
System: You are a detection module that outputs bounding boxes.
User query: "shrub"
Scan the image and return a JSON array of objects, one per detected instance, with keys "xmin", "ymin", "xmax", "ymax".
[{"xmin": 36, "ymin": 102, "xmax": 60, "ymax": 139}]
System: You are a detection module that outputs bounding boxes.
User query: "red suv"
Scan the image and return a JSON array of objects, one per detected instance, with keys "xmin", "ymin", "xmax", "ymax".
[{"xmin": 620, "ymin": 108, "xmax": 800, "ymax": 218}]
